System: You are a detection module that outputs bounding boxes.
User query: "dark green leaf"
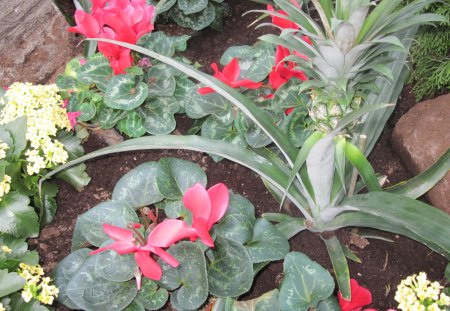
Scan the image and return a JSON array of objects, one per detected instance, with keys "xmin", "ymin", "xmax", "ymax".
[
  {"xmin": 0, "ymin": 192, "xmax": 39, "ymax": 238},
  {"xmin": 98, "ymin": 107, "xmax": 128, "ymax": 129},
  {"xmin": 323, "ymin": 236, "xmax": 350, "ymax": 300},
  {"xmin": 233, "ymin": 289, "xmax": 280, "ymax": 311},
  {"xmin": 137, "ymin": 97, "xmax": 180, "ymax": 135},
  {"xmin": 74, "ymin": 201, "xmax": 139, "ymax": 247},
  {"xmin": 178, "ymin": 0, "xmax": 208, "ymax": 15},
  {"xmin": 104, "ymin": 74, "xmax": 148, "ymax": 110},
  {"xmin": 35, "ymin": 182, "xmax": 59, "ymax": 226},
  {"xmin": 134, "ymin": 279, "xmax": 168, "ymax": 311},
  {"xmin": 279, "ymin": 252, "xmax": 335, "ymax": 311},
  {"xmin": 146, "ymin": 64, "xmax": 176, "ymax": 97},
  {"xmin": 78, "ymin": 53, "xmax": 113, "ymax": 92},
  {"xmin": 214, "ymin": 193, "xmax": 255, "ymax": 245},
  {"xmin": 66, "ymin": 256, "xmax": 137, "ymax": 311},
  {"xmin": 117, "ymin": 111, "xmax": 147, "ymax": 138},
  {"xmin": 156, "ymin": 157, "xmax": 207, "ymax": 200},
  {"xmin": 208, "ymin": 236, "xmax": 253, "ymax": 297},
  {"xmin": 245, "ymin": 219, "xmax": 290, "ymax": 263},
  {"xmin": 159, "ymin": 242, "xmax": 208, "ymax": 310},
  {"xmin": 170, "ymin": 3, "xmax": 216, "ymax": 30},
  {"xmin": 53, "ymin": 249, "xmax": 91, "ymax": 309},
  {"xmin": 113, "ymin": 161, "xmax": 164, "ymax": 208}
]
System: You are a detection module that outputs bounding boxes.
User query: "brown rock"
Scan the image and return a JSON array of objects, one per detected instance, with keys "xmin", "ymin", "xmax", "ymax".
[
  {"xmin": 392, "ymin": 93, "xmax": 450, "ymax": 213},
  {"xmin": 0, "ymin": 0, "xmax": 78, "ymax": 86}
]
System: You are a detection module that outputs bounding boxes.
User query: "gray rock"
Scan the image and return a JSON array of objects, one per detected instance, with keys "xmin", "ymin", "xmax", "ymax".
[
  {"xmin": 0, "ymin": 0, "xmax": 78, "ymax": 86},
  {"xmin": 392, "ymin": 93, "xmax": 450, "ymax": 213}
]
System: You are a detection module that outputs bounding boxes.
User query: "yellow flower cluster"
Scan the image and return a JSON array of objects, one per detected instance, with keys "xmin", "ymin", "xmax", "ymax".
[
  {"xmin": 0, "ymin": 83, "xmax": 71, "ymax": 175},
  {"xmin": 0, "ymin": 302, "xmax": 5, "ymax": 311},
  {"xmin": 17, "ymin": 263, "xmax": 59, "ymax": 305},
  {"xmin": 1, "ymin": 245, "xmax": 12, "ymax": 253},
  {"xmin": 0, "ymin": 142, "xmax": 8, "ymax": 160},
  {"xmin": 395, "ymin": 272, "xmax": 450, "ymax": 311},
  {"xmin": 0, "ymin": 175, "xmax": 11, "ymax": 202}
]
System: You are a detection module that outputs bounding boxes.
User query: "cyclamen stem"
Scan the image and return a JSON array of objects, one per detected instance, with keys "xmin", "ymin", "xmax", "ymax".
[{"xmin": 127, "ymin": 223, "xmax": 147, "ymax": 246}]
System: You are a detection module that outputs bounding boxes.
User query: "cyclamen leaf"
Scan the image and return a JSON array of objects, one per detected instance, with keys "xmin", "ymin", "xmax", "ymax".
[
  {"xmin": 147, "ymin": 0, "xmax": 176, "ymax": 13},
  {"xmin": 214, "ymin": 193, "xmax": 256, "ymax": 245},
  {"xmin": 158, "ymin": 242, "xmax": 208, "ymax": 311},
  {"xmin": 112, "ymin": 161, "xmax": 164, "ymax": 208},
  {"xmin": 279, "ymin": 252, "xmax": 335, "ymax": 311},
  {"xmin": 98, "ymin": 107, "xmax": 128, "ymax": 129},
  {"xmin": 245, "ymin": 219, "xmax": 290, "ymax": 263},
  {"xmin": 138, "ymin": 32, "xmax": 177, "ymax": 58},
  {"xmin": 137, "ymin": 97, "xmax": 180, "ymax": 135},
  {"xmin": 178, "ymin": 0, "xmax": 208, "ymax": 14},
  {"xmin": 170, "ymin": 3, "xmax": 216, "ymax": 31},
  {"xmin": 146, "ymin": 64, "xmax": 176, "ymax": 97},
  {"xmin": 74, "ymin": 201, "xmax": 139, "ymax": 247},
  {"xmin": 184, "ymin": 87, "xmax": 232, "ymax": 119},
  {"xmin": 66, "ymin": 256, "xmax": 137, "ymax": 311},
  {"xmin": 104, "ymin": 74, "xmax": 148, "ymax": 110},
  {"xmin": 233, "ymin": 289, "xmax": 280, "ymax": 311},
  {"xmin": 117, "ymin": 111, "xmax": 147, "ymax": 138},
  {"xmin": 134, "ymin": 279, "xmax": 168, "ymax": 310},
  {"xmin": 156, "ymin": 157, "xmax": 207, "ymax": 200},
  {"xmin": 94, "ymin": 248, "xmax": 136, "ymax": 282},
  {"xmin": 78, "ymin": 54, "xmax": 113, "ymax": 92},
  {"xmin": 208, "ymin": 236, "xmax": 253, "ymax": 297},
  {"xmin": 53, "ymin": 249, "xmax": 90, "ymax": 310}
]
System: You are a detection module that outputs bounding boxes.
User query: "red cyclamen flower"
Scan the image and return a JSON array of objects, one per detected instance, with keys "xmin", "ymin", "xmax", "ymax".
[
  {"xmin": 68, "ymin": 0, "xmax": 155, "ymax": 74},
  {"xmin": 338, "ymin": 279, "xmax": 373, "ymax": 311},
  {"xmin": 269, "ymin": 45, "xmax": 308, "ymax": 90},
  {"xmin": 197, "ymin": 58, "xmax": 263, "ymax": 95}
]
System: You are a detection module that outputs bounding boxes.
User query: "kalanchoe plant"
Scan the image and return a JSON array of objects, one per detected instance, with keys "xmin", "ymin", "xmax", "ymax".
[
  {"xmin": 53, "ymin": 158, "xmax": 292, "ymax": 310},
  {"xmin": 0, "ymin": 83, "xmax": 89, "ymax": 238},
  {"xmin": 0, "ymin": 233, "xmax": 58, "ymax": 311}
]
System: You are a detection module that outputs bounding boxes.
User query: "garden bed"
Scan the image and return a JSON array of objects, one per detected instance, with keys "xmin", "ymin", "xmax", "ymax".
[{"xmin": 18, "ymin": 1, "xmax": 448, "ymax": 310}]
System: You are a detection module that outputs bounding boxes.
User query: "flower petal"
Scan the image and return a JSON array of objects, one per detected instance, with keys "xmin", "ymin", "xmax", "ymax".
[
  {"xmin": 338, "ymin": 279, "xmax": 372, "ymax": 311},
  {"xmin": 183, "ymin": 183, "xmax": 211, "ymax": 221},
  {"xmin": 103, "ymin": 223, "xmax": 134, "ymax": 242},
  {"xmin": 147, "ymin": 219, "xmax": 196, "ymax": 248},
  {"xmin": 230, "ymin": 80, "xmax": 263, "ymax": 90},
  {"xmin": 206, "ymin": 183, "xmax": 229, "ymax": 229},
  {"xmin": 193, "ymin": 218, "xmax": 214, "ymax": 247},
  {"xmin": 222, "ymin": 58, "xmax": 241, "ymax": 82},
  {"xmin": 152, "ymin": 247, "xmax": 179, "ymax": 267},
  {"xmin": 197, "ymin": 86, "xmax": 215, "ymax": 95},
  {"xmin": 135, "ymin": 250, "xmax": 162, "ymax": 280}
]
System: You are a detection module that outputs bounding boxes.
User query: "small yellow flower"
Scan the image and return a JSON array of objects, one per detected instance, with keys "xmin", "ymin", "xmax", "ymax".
[
  {"xmin": 0, "ymin": 302, "xmax": 5, "ymax": 311},
  {"xmin": 1, "ymin": 245, "xmax": 12, "ymax": 253},
  {"xmin": 0, "ymin": 142, "xmax": 9, "ymax": 160},
  {"xmin": 0, "ymin": 175, "xmax": 11, "ymax": 201}
]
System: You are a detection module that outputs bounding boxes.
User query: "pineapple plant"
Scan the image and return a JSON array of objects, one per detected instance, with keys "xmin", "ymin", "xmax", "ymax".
[{"xmin": 261, "ymin": 0, "xmax": 446, "ymax": 134}]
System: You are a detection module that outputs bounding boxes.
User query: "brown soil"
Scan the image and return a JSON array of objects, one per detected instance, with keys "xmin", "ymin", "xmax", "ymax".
[{"xmin": 21, "ymin": 0, "xmax": 448, "ymax": 310}]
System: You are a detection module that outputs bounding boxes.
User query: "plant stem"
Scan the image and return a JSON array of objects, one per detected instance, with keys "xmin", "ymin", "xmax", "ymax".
[{"xmin": 348, "ymin": 134, "xmax": 367, "ymax": 197}]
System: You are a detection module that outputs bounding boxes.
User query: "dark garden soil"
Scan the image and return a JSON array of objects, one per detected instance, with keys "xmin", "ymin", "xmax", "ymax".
[{"xmin": 25, "ymin": 1, "xmax": 448, "ymax": 310}]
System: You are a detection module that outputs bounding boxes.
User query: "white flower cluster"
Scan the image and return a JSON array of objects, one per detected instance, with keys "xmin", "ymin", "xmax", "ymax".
[
  {"xmin": 17, "ymin": 263, "xmax": 59, "ymax": 305},
  {"xmin": 395, "ymin": 272, "xmax": 450, "ymax": 311},
  {"xmin": 0, "ymin": 83, "xmax": 71, "ymax": 175}
]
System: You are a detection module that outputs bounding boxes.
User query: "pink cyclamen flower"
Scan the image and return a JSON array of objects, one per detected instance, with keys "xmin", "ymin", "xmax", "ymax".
[
  {"xmin": 338, "ymin": 279, "xmax": 373, "ymax": 311},
  {"xmin": 197, "ymin": 58, "xmax": 263, "ymax": 95},
  {"xmin": 68, "ymin": 0, "xmax": 155, "ymax": 74},
  {"xmin": 182, "ymin": 183, "xmax": 229, "ymax": 247},
  {"xmin": 91, "ymin": 222, "xmax": 182, "ymax": 286},
  {"xmin": 67, "ymin": 111, "xmax": 81, "ymax": 129}
]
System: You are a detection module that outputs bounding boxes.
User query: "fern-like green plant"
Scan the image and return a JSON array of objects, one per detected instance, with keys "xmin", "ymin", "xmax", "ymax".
[{"xmin": 408, "ymin": 2, "xmax": 450, "ymax": 101}]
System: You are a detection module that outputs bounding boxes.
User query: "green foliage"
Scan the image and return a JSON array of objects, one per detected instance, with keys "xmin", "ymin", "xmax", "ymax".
[
  {"xmin": 54, "ymin": 158, "xmax": 292, "ymax": 310},
  {"xmin": 148, "ymin": 0, "xmax": 228, "ymax": 31},
  {"xmin": 57, "ymin": 32, "xmax": 191, "ymax": 138},
  {"xmin": 0, "ymin": 116, "xmax": 88, "ymax": 238},
  {"xmin": 0, "ymin": 234, "xmax": 53, "ymax": 311},
  {"xmin": 408, "ymin": 2, "xmax": 450, "ymax": 101}
]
